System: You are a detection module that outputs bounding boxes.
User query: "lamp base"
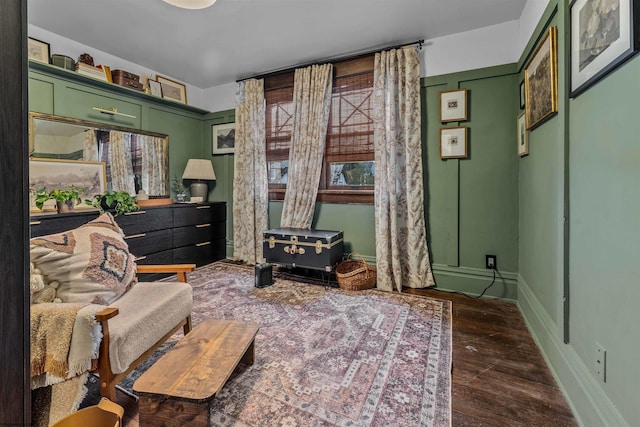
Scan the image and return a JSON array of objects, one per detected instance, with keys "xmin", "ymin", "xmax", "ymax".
[{"xmin": 189, "ymin": 182, "xmax": 209, "ymax": 202}]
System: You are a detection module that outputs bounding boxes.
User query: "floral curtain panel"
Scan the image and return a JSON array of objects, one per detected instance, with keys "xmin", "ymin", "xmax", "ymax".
[
  {"xmin": 82, "ymin": 130, "xmax": 99, "ymax": 162},
  {"xmin": 108, "ymin": 131, "xmax": 135, "ymax": 194},
  {"xmin": 373, "ymin": 47, "xmax": 435, "ymax": 291},
  {"xmin": 280, "ymin": 63, "xmax": 333, "ymax": 229},
  {"xmin": 140, "ymin": 135, "xmax": 169, "ymax": 196},
  {"xmin": 233, "ymin": 79, "xmax": 268, "ymax": 264}
]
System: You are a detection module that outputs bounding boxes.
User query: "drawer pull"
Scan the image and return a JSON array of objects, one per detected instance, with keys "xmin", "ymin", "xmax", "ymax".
[
  {"xmin": 30, "ymin": 221, "xmax": 42, "ymax": 225},
  {"xmin": 196, "ymin": 224, "xmax": 211, "ymax": 228},
  {"xmin": 135, "ymin": 256, "xmax": 147, "ymax": 261},
  {"xmin": 196, "ymin": 205, "xmax": 211, "ymax": 209},
  {"xmin": 125, "ymin": 210, "xmax": 146, "ymax": 215},
  {"xmin": 92, "ymin": 106, "xmax": 137, "ymax": 119},
  {"xmin": 124, "ymin": 233, "xmax": 146, "ymax": 239},
  {"xmin": 195, "ymin": 241, "xmax": 211, "ymax": 247}
]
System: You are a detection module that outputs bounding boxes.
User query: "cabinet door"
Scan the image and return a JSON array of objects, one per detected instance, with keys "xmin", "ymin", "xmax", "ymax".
[
  {"xmin": 56, "ymin": 84, "xmax": 141, "ymax": 128},
  {"xmin": 30, "ymin": 211, "xmax": 99, "ymax": 237}
]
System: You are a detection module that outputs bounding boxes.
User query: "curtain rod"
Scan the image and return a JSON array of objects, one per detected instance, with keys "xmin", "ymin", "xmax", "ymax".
[{"xmin": 236, "ymin": 39, "xmax": 424, "ymax": 83}]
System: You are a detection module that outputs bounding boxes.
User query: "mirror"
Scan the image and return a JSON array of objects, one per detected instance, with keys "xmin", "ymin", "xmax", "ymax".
[{"xmin": 29, "ymin": 112, "xmax": 170, "ymax": 198}]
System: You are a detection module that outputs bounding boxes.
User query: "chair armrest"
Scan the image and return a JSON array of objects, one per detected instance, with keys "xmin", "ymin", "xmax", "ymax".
[
  {"xmin": 136, "ymin": 264, "xmax": 196, "ymax": 282},
  {"xmin": 95, "ymin": 307, "xmax": 119, "ymax": 322}
]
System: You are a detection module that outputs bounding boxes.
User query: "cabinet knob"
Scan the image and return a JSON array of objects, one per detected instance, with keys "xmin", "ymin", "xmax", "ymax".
[
  {"xmin": 124, "ymin": 233, "xmax": 146, "ymax": 239},
  {"xmin": 195, "ymin": 224, "xmax": 211, "ymax": 228}
]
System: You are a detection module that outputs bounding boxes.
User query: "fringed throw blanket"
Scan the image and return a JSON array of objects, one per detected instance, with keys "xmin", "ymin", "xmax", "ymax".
[{"xmin": 31, "ymin": 303, "xmax": 104, "ymax": 426}]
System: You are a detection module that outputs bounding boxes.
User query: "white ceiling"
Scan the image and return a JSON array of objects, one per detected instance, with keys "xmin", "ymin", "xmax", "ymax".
[{"xmin": 28, "ymin": 0, "xmax": 527, "ymax": 89}]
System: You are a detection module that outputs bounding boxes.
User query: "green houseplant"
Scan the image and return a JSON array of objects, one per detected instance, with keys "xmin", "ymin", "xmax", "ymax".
[
  {"xmin": 85, "ymin": 190, "xmax": 139, "ymax": 217},
  {"xmin": 34, "ymin": 186, "xmax": 84, "ymax": 213}
]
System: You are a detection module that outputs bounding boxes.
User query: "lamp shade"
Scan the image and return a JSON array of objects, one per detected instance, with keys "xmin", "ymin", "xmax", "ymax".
[
  {"xmin": 182, "ymin": 159, "xmax": 216, "ymax": 181},
  {"xmin": 163, "ymin": 0, "xmax": 216, "ymax": 9}
]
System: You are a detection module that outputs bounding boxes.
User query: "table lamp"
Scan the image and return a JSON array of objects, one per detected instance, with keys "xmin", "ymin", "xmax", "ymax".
[{"xmin": 182, "ymin": 159, "xmax": 216, "ymax": 202}]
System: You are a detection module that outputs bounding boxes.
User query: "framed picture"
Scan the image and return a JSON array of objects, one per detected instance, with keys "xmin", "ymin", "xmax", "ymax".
[
  {"xmin": 212, "ymin": 123, "xmax": 236, "ymax": 155},
  {"xmin": 28, "ymin": 37, "xmax": 50, "ymax": 64},
  {"xmin": 29, "ymin": 159, "xmax": 106, "ymax": 212},
  {"xmin": 570, "ymin": 0, "xmax": 639, "ymax": 97},
  {"xmin": 148, "ymin": 79, "xmax": 162, "ymax": 97},
  {"xmin": 517, "ymin": 112, "xmax": 529, "ymax": 157},
  {"xmin": 525, "ymin": 26, "xmax": 558, "ymax": 130},
  {"xmin": 439, "ymin": 89, "xmax": 468, "ymax": 122},
  {"xmin": 157, "ymin": 75, "xmax": 187, "ymax": 104},
  {"xmin": 439, "ymin": 126, "xmax": 468, "ymax": 159},
  {"xmin": 519, "ymin": 80, "xmax": 526, "ymax": 110}
]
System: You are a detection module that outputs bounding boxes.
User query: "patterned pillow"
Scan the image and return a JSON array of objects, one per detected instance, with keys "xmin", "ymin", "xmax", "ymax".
[{"xmin": 30, "ymin": 212, "xmax": 137, "ymax": 304}]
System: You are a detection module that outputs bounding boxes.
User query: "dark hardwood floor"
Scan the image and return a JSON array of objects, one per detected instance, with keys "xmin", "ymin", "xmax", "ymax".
[
  {"xmin": 407, "ymin": 288, "xmax": 577, "ymax": 426},
  {"xmin": 112, "ymin": 285, "xmax": 577, "ymax": 427}
]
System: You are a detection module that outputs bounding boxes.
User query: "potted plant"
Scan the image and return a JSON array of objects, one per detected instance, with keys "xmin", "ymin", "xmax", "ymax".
[
  {"xmin": 85, "ymin": 190, "xmax": 139, "ymax": 217},
  {"xmin": 34, "ymin": 186, "xmax": 84, "ymax": 213},
  {"xmin": 172, "ymin": 175, "xmax": 187, "ymax": 203}
]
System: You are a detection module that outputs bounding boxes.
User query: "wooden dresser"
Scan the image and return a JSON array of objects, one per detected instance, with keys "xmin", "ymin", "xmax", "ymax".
[{"xmin": 30, "ymin": 202, "xmax": 227, "ymax": 276}]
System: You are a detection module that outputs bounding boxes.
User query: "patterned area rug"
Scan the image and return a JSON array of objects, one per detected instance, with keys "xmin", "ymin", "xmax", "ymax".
[{"xmin": 120, "ymin": 262, "xmax": 452, "ymax": 426}]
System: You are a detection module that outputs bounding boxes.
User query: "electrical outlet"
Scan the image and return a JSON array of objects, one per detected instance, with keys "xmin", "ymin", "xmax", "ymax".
[
  {"xmin": 485, "ymin": 255, "xmax": 497, "ymax": 270},
  {"xmin": 595, "ymin": 342, "xmax": 607, "ymax": 383}
]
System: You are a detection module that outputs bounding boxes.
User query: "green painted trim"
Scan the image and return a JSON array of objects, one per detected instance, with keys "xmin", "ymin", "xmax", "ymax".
[
  {"xmin": 517, "ymin": 2, "xmax": 559, "ymax": 71},
  {"xmin": 445, "ymin": 160, "xmax": 459, "ymax": 266},
  {"xmin": 421, "ymin": 63, "xmax": 517, "ymax": 87},
  {"xmin": 205, "ymin": 109, "xmax": 235, "ymax": 123},
  {"xmin": 432, "ymin": 264, "xmax": 518, "ymax": 300},
  {"xmin": 562, "ymin": 0, "xmax": 572, "ymax": 344},
  {"xmin": 518, "ymin": 275, "xmax": 627, "ymax": 427}
]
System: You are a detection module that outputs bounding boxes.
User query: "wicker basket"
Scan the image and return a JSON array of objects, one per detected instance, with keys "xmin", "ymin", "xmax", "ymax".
[{"xmin": 336, "ymin": 252, "xmax": 377, "ymax": 291}]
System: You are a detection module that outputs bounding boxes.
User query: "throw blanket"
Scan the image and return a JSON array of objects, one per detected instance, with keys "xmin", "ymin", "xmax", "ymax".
[{"xmin": 31, "ymin": 303, "xmax": 104, "ymax": 426}]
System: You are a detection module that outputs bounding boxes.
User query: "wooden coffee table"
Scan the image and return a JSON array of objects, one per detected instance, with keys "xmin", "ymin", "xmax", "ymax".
[{"xmin": 133, "ymin": 319, "xmax": 259, "ymax": 427}]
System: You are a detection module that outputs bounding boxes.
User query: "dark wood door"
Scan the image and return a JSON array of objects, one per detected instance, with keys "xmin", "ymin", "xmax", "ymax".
[{"xmin": 0, "ymin": 0, "xmax": 30, "ymax": 425}]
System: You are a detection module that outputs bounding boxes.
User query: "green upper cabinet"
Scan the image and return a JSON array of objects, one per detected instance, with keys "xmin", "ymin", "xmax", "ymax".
[{"xmin": 28, "ymin": 74, "xmax": 54, "ymax": 114}]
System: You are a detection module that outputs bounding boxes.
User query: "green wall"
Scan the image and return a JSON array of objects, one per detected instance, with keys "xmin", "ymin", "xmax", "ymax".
[{"xmin": 517, "ymin": 1, "xmax": 636, "ymax": 425}]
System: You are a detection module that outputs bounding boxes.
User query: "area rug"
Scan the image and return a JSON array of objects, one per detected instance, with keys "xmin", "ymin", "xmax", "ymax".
[{"xmin": 120, "ymin": 262, "xmax": 452, "ymax": 426}]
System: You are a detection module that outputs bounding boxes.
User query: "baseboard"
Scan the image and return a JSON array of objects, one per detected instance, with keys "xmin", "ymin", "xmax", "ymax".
[
  {"xmin": 431, "ymin": 264, "xmax": 518, "ymax": 300},
  {"xmin": 517, "ymin": 275, "xmax": 628, "ymax": 427}
]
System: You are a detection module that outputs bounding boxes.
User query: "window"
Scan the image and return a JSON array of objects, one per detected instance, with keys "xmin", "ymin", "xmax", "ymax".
[{"xmin": 265, "ymin": 55, "xmax": 375, "ymax": 203}]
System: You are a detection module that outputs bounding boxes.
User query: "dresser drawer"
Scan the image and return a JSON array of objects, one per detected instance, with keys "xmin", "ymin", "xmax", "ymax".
[
  {"xmin": 173, "ymin": 242, "xmax": 213, "ymax": 267},
  {"xmin": 30, "ymin": 211, "xmax": 99, "ymax": 237},
  {"xmin": 116, "ymin": 207, "xmax": 172, "ymax": 234},
  {"xmin": 173, "ymin": 223, "xmax": 225, "ymax": 247},
  {"xmin": 173, "ymin": 203, "xmax": 225, "ymax": 227},
  {"xmin": 134, "ymin": 249, "xmax": 174, "ymax": 265},
  {"xmin": 124, "ymin": 228, "xmax": 172, "ymax": 258}
]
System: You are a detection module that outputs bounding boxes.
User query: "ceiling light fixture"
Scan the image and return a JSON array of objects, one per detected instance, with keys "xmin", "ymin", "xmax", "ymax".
[{"xmin": 163, "ymin": 0, "xmax": 216, "ymax": 9}]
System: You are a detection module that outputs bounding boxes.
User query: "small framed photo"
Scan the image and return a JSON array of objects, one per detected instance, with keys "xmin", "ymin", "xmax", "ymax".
[
  {"xmin": 517, "ymin": 112, "xmax": 529, "ymax": 157},
  {"xmin": 439, "ymin": 89, "xmax": 468, "ymax": 122},
  {"xmin": 157, "ymin": 75, "xmax": 187, "ymax": 104},
  {"xmin": 519, "ymin": 80, "xmax": 526, "ymax": 110},
  {"xmin": 212, "ymin": 123, "xmax": 236, "ymax": 155},
  {"xmin": 570, "ymin": 0, "xmax": 640, "ymax": 97},
  {"xmin": 439, "ymin": 126, "xmax": 468, "ymax": 159},
  {"xmin": 148, "ymin": 79, "xmax": 162, "ymax": 97},
  {"xmin": 525, "ymin": 26, "xmax": 558, "ymax": 130},
  {"xmin": 28, "ymin": 37, "xmax": 50, "ymax": 64}
]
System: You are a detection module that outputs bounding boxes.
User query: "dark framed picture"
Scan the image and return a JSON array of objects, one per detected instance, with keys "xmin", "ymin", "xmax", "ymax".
[
  {"xmin": 439, "ymin": 126, "xmax": 468, "ymax": 159},
  {"xmin": 27, "ymin": 37, "xmax": 50, "ymax": 64},
  {"xmin": 212, "ymin": 123, "xmax": 235, "ymax": 155},
  {"xmin": 519, "ymin": 80, "xmax": 526, "ymax": 110},
  {"xmin": 525, "ymin": 26, "xmax": 558, "ymax": 130},
  {"xmin": 439, "ymin": 89, "xmax": 468, "ymax": 122},
  {"xmin": 157, "ymin": 75, "xmax": 187, "ymax": 104},
  {"xmin": 517, "ymin": 112, "xmax": 529, "ymax": 157},
  {"xmin": 570, "ymin": 0, "xmax": 640, "ymax": 97}
]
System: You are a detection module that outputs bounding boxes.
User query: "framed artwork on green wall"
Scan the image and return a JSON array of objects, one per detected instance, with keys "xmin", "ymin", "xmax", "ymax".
[
  {"xmin": 439, "ymin": 126, "xmax": 468, "ymax": 159},
  {"xmin": 212, "ymin": 123, "xmax": 235, "ymax": 155},
  {"xmin": 569, "ymin": 0, "xmax": 640, "ymax": 97},
  {"xmin": 439, "ymin": 89, "xmax": 468, "ymax": 122},
  {"xmin": 524, "ymin": 26, "xmax": 558, "ymax": 130},
  {"xmin": 517, "ymin": 112, "xmax": 529, "ymax": 157}
]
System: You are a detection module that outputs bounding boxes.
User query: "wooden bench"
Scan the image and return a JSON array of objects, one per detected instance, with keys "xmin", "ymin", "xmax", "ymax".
[{"xmin": 133, "ymin": 319, "xmax": 260, "ymax": 427}]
